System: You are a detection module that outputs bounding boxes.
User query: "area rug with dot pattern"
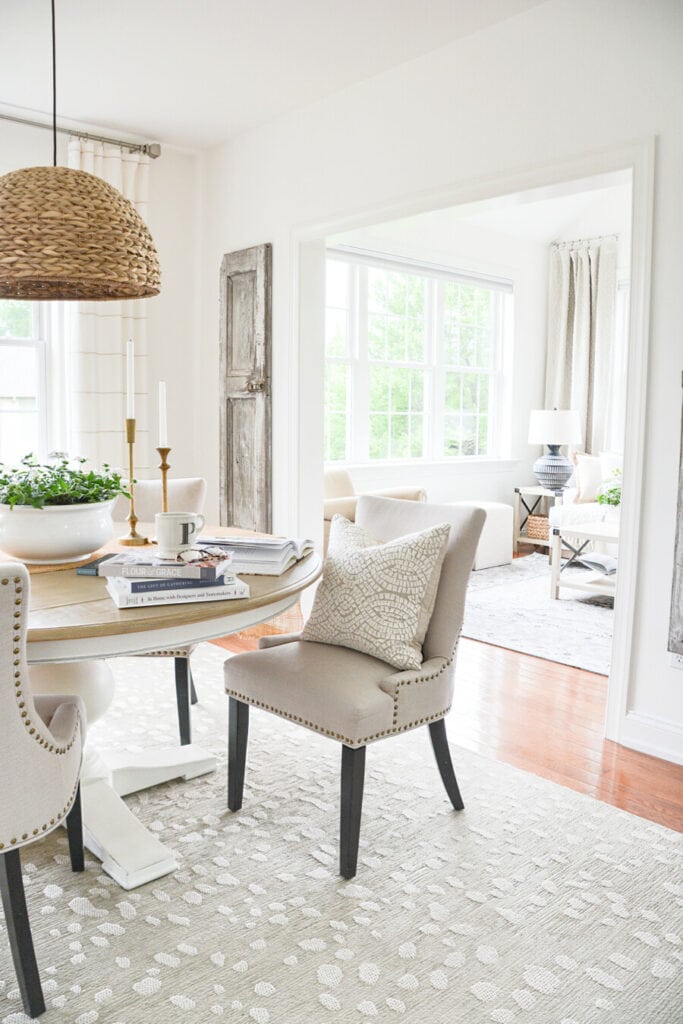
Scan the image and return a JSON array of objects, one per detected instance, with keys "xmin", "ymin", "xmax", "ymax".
[{"xmin": 1, "ymin": 643, "xmax": 680, "ymax": 1023}]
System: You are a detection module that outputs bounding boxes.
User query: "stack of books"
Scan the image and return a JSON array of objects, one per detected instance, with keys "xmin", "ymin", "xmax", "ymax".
[
  {"xmin": 86, "ymin": 549, "xmax": 250, "ymax": 608},
  {"xmin": 198, "ymin": 535, "xmax": 314, "ymax": 575}
]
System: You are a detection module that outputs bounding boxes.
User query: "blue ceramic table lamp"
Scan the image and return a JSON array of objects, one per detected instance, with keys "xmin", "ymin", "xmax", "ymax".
[{"xmin": 528, "ymin": 409, "xmax": 582, "ymax": 493}]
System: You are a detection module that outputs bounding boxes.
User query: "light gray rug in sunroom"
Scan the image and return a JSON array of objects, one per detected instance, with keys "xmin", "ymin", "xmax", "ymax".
[
  {"xmin": 2, "ymin": 644, "xmax": 680, "ymax": 1024},
  {"xmin": 463, "ymin": 553, "xmax": 614, "ymax": 675}
]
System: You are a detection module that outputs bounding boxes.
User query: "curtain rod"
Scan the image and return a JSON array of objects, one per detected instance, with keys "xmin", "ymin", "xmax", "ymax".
[
  {"xmin": 552, "ymin": 233, "xmax": 618, "ymax": 247},
  {"xmin": 0, "ymin": 111, "xmax": 161, "ymax": 158}
]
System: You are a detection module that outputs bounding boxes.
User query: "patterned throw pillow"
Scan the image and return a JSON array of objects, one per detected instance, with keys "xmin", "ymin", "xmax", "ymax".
[{"xmin": 302, "ymin": 515, "xmax": 451, "ymax": 671}]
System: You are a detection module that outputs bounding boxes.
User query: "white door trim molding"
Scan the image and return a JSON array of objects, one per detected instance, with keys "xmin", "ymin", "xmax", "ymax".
[
  {"xmin": 292, "ymin": 137, "xmax": 656, "ymax": 752},
  {"xmin": 603, "ymin": 138, "xmax": 655, "ymax": 744}
]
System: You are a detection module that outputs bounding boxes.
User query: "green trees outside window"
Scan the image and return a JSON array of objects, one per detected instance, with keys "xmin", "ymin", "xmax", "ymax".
[{"xmin": 324, "ymin": 254, "xmax": 509, "ymax": 464}]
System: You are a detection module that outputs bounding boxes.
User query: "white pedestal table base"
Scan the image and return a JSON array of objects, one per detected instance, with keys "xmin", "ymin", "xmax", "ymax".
[{"xmin": 80, "ymin": 744, "xmax": 216, "ymax": 890}]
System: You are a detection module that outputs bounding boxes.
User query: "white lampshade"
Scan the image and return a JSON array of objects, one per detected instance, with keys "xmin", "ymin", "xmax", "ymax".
[{"xmin": 528, "ymin": 409, "xmax": 582, "ymax": 446}]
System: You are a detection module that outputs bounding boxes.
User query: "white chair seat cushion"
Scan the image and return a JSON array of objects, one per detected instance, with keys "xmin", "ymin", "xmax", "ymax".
[{"xmin": 302, "ymin": 516, "xmax": 450, "ymax": 671}]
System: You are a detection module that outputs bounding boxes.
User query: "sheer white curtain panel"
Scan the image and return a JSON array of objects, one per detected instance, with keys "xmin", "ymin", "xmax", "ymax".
[
  {"xmin": 64, "ymin": 139, "xmax": 152, "ymax": 473},
  {"xmin": 544, "ymin": 238, "xmax": 618, "ymax": 454}
]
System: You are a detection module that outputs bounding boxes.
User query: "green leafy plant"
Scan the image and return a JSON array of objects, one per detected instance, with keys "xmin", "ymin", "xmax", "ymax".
[
  {"xmin": 596, "ymin": 467, "xmax": 622, "ymax": 507},
  {"xmin": 0, "ymin": 455, "xmax": 129, "ymax": 509}
]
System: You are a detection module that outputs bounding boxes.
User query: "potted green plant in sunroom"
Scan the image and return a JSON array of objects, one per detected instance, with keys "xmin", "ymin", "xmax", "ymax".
[
  {"xmin": 596, "ymin": 467, "xmax": 622, "ymax": 522},
  {"xmin": 0, "ymin": 454, "xmax": 128, "ymax": 564}
]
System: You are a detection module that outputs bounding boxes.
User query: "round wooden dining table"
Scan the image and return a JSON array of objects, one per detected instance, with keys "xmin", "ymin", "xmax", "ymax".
[
  {"xmin": 25, "ymin": 525, "xmax": 322, "ymax": 663},
  {"xmin": 15, "ymin": 525, "xmax": 322, "ymax": 890}
]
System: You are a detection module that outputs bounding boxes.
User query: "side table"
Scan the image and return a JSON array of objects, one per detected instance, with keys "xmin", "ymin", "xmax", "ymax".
[
  {"xmin": 513, "ymin": 485, "xmax": 560, "ymax": 553},
  {"xmin": 550, "ymin": 522, "xmax": 619, "ymax": 599}
]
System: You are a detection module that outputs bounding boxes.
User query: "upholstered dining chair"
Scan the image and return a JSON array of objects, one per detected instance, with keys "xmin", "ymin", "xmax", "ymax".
[
  {"xmin": 113, "ymin": 477, "xmax": 207, "ymax": 745},
  {"xmin": 224, "ymin": 496, "xmax": 485, "ymax": 879},
  {"xmin": 0, "ymin": 563, "xmax": 86, "ymax": 1018}
]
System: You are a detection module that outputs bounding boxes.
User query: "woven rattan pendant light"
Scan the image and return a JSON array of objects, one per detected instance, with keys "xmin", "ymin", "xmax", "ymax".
[{"xmin": 0, "ymin": 1, "xmax": 160, "ymax": 301}]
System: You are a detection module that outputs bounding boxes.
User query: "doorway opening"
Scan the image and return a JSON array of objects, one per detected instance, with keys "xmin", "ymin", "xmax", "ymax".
[{"xmin": 320, "ymin": 170, "xmax": 632, "ymax": 684}]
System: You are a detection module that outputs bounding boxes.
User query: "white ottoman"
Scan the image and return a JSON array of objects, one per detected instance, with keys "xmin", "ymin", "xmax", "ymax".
[{"xmin": 449, "ymin": 501, "xmax": 513, "ymax": 569}]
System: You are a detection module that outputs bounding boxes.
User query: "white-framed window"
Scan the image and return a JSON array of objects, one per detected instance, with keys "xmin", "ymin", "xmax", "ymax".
[
  {"xmin": 324, "ymin": 249, "xmax": 513, "ymax": 464},
  {"xmin": 0, "ymin": 300, "xmax": 48, "ymax": 465}
]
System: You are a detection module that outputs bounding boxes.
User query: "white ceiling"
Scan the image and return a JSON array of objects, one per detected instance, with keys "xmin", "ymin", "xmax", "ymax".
[{"xmin": 0, "ymin": 0, "xmax": 544, "ymax": 149}]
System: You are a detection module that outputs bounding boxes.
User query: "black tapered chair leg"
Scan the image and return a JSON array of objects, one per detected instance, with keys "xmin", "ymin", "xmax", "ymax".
[
  {"xmin": 228, "ymin": 698, "xmax": 250, "ymax": 811},
  {"xmin": 340, "ymin": 745, "xmax": 366, "ymax": 879},
  {"xmin": 65, "ymin": 784, "xmax": 84, "ymax": 873},
  {"xmin": 428, "ymin": 718, "xmax": 464, "ymax": 810},
  {"xmin": 189, "ymin": 670, "xmax": 199, "ymax": 706},
  {"xmin": 174, "ymin": 657, "xmax": 192, "ymax": 746},
  {"xmin": 0, "ymin": 849, "xmax": 45, "ymax": 1018}
]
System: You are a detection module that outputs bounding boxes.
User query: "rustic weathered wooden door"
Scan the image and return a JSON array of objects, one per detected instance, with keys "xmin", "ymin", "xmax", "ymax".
[{"xmin": 219, "ymin": 243, "xmax": 272, "ymax": 531}]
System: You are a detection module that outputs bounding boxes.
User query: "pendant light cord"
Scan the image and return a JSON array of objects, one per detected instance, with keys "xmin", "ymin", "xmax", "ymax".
[{"xmin": 51, "ymin": 0, "xmax": 57, "ymax": 167}]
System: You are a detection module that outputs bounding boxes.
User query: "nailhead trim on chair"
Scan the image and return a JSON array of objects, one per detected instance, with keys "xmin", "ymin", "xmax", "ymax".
[
  {"xmin": 139, "ymin": 648, "xmax": 193, "ymax": 658},
  {"xmin": 387, "ymin": 657, "xmax": 452, "ymax": 728},
  {"xmin": 1, "ymin": 576, "xmax": 83, "ymax": 852},
  {"xmin": 226, "ymin": 633, "xmax": 462, "ymax": 747},
  {"xmin": 0, "ymin": 776, "xmax": 81, "ymax": 852}
]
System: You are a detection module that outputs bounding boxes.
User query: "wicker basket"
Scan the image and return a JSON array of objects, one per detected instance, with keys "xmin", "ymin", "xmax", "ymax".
[{"xmin": 527, "ymin": 514, "xmax": 550, "ymax": 541}]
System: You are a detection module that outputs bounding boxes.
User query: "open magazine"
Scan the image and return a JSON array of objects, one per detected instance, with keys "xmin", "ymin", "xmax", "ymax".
[
  {"xmin": 576, "ymin": 552, "xmax": 618, "ymax": 575},
  {"xmin": 198, "ymin": 535, "xmax": 314, "ymax": 575}
]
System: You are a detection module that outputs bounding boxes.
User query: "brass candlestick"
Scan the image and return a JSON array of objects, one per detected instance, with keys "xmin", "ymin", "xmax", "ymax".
[
  {"xmin": 157, "ymin": 446, "xmax": 171, "ymax": 512},
  {"xmin": 120, "ymin": 417, "xmax": 148, "ymax": 545}
]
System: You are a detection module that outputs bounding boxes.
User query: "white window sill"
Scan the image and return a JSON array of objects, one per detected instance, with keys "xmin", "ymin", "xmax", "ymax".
[{"xmin": 326, "ymin": 458, "xmax": 521, "ymax": 473}]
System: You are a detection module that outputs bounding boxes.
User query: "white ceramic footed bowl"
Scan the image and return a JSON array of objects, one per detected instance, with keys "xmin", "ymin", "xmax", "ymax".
[{"xmin": 0, "ymin": 499, "xmax": 116, "ymax": 564}]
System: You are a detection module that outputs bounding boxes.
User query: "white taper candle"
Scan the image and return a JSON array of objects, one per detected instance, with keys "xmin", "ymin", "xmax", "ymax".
[
  {"xmin": 126, "ymin": 340, "xmax": 135, "ymax": 419},
  {"xmin": 158, "ymin": 381, "xmax": 168, "ymax": 447}
]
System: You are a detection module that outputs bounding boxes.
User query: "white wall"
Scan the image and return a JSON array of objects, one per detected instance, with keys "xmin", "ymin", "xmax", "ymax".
[
  {"xmin": 0, "ymin": 119, "xmax": 202, "ymax": 483},
  {"xmin": 326, "ymin": 217, "xmax": 549, "ymax": 503},
  {"xmin": 198, "ymin": 0, "xmax": 683, "ymax": 762},
  {"xmin": 145, "ymin": 147, "xmax": 202, "ymax": 482},
  {"xmin": 552, "ymin": 186, "xmax": 632, "ymax": 275}
]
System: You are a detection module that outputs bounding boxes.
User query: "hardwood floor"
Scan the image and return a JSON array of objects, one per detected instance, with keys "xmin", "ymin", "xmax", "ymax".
[{"xmin": 211, "ymin": 610, "xmax": 683, "ymax": 833}]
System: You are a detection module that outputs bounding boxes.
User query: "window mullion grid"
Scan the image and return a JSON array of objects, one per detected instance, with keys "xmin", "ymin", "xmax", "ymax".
[
  {"xmin": 324, "ymin": 251, "xmax": 511, "ymax": 466},
  {"xmin": 489, "ymin": 292, "xmax": 504, "ymax": 458},
  {"xmin": 35, "ymin": 302, "xmax": 49, "ymax": 460},
  {"xmin": 0, "ymin": 299, "xmax": 48, "ymax": 462},
  {"xmin": 430, "ymin": 279, "xmax": 444, "ymax": 461},
  {"xmin": 353, "ymin": 265, "xmax": 370, "ymax": 463}
]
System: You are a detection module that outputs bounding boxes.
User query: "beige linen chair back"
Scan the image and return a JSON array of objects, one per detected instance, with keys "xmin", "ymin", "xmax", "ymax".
[
  {"xmin": 1, "ymin": 562, "xmax": 86, "ymax": 1017},
  {"xmin": 113, "ymin": 477, "xmax": 206, "ymax": 523},
  {"xmin": 355, "ymin": 495, "xmax": 485, "ymax": 663},
  {"xmin": 1, "ymin": 564, "xmax": 85, "ymax": 852}
]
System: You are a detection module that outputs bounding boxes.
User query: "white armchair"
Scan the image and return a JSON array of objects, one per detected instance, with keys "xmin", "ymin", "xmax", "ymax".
[
  {"xmin": 323, "ymin": 468, "xmax": 426, "ymax": 550},
  {"xmin": 0, "ymin": 564, "xmax": 86, "ymax": 1018}
]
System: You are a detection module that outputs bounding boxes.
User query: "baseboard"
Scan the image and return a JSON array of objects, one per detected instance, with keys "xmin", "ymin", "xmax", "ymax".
[{"xmin": 618, "ymin": 711, "xmax": 683, "ymax": 766}]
